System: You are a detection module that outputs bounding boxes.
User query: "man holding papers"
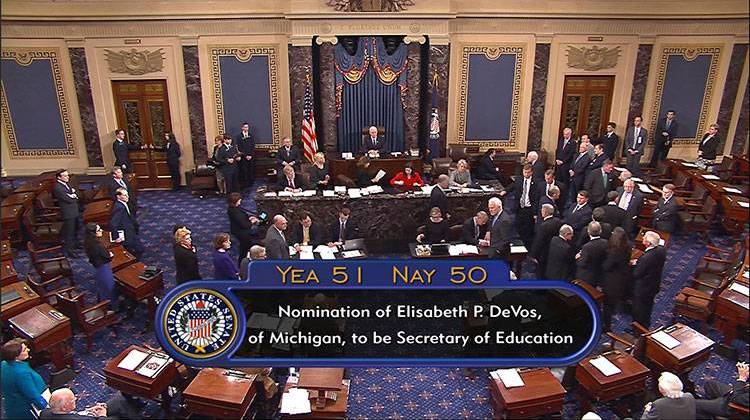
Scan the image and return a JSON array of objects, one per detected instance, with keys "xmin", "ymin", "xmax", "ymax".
[{"xmin": 631, "ymin": 231, "xmax": 667, "ymax": 327}]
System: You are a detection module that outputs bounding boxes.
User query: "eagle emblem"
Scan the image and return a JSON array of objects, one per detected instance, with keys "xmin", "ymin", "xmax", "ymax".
[
  {"xmin": 566, "ymin": 46, "xmax": 621, "ymax": 71},
  {"xmin": 327, "ymin": 0, "xmax": 414, "ymax": 12},
  {"xmin": 105, "ymin": 48, "xmax": 165, "ymax": 75}
]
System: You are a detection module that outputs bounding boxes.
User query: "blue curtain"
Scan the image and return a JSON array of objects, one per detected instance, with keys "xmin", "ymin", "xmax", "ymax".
[{"xmin": 335, "ymin": 37, "xmax": 407, "ymax": 152}]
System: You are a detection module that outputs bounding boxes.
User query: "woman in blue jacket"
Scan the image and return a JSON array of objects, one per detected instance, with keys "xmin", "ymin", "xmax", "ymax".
[{"xmin": 1, "ymin": 338, "xmax": 48, "ymax": 419}]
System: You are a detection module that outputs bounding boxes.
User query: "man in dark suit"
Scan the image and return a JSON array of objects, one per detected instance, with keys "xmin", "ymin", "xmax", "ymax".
[
  {"xmin": 109, "ymin": 188, "xmax": 142, "ymax": 257},
  {"xmin": 577, "ymin": 207, "xmax": 614, "ymax": 251},
  {"xmin": 329, "ymin": 207, "xmax": 358, "ymax": 246},
  {"xmin": 575, "ymin": 221, "xmax": 608, "ymax": 286},
  {"xmin": 530, "ymin": 204, "xmax": 563, "ymax": 278},
  {"xmin": 290, "ymin": 212, "xmax": 324, "ymax": 248},
  {"xmin": 360, "ymin": 126, "xmax": 387, "ymax": 155},
  {"xmin": 430, "ymin": 174, "xmax": 451, "ymax": 218},
  {"xmin": 276, "ymin": 136, "xmax": 302, "ymax": 173},
  {"xmin": 165, "ymin": 133, "xmax": 182, "ymax": 190},
  {"xmin": 697, "ymin": 123, "xmax": 720, "ymax": 163},
  {"xmin": 537, "ymin": 185, "xmax": 561, "ymax": 223},
  {"xmin": 642, "ymin": 372, "xmax": 696, "ymax": 420},
  {"xmin": 112, "ymin": 128, "xmax": 140, "ymax": 173},
  {"xmin": 588, "ymin": 144, "xmax": 608, "ymax": 173},
  {"xmin": 653, "ymin": 184, "xmax": 679, "ymax": 233},
  {"xmin": 538, "ymin": 169, "xmax": 564, "ymax": 213},
  {"xmin": 277, "ymin": 165, "xmax": 308, "ymax": 192},
  {"xmin": 475, "ymin": 149, "xmax": 502, "ymax": 182},
  {"xmin": 52, "ymin": 170, "xmax": 81, "ymax": 255},
  {"xmin": 696, "ymin": 361, "xmax": 749, "ymax": 418},
  {"xmin": 486, "ymin": 197, "xmax": 513, "ymax": 259},
  {"xmin": 545, "ymin": 224, "xmax": 575, "ymax": 281},
  {"xmin": 235, "ymin": 122, "xmax": 256, "ymax": 189},
  {"xmin": 509, "ymin": 164, "xmax": 538, "ymax": 248},
  {"xmin": 569, "ymin": 142, "xmax": 592, "ymax": 202},
  {"xmin": 616, "ymin": 179, "xmax": 644, "ymax": 236},
  {"xmin": 564, "ymin": 191, "xmax": 594, "ymax": 240},
  {"xmin": 554, "ymin": 127, "xmax": 575, "ymax": 188},
  {"xmin": 106, "ymin": 167, "xmax": 137, "ymax": 215},
  {"xmin": 462, "ymin": 211, "xmax": 489, "ymax": 246},
  {"xmin": 624, "ymin": 115, "xmax": 647, "ymax": 177},
  {"xmin": 583, "ymin": 159, "xmax": 615, "ymax": 208},
  {"xmin": 264, "ymin": 215, "xmax": 290, "ymax": 259},
  {"xmin": 40, "ymin": 387, "xmax": 140, "ymax": 420},
  {"xmin": 632, "ymin": 230, "xmax": 667, "ymax": 327},
  {"xmin": 650, "ymin": 110, "xmax": 678, "ymax": 166},
  {"xmin": 601, "ymin": 122, "xmax": 620, "ymax": 160},
  {"xmin": 527, "ymin": 151, "xmax": 546, "ymax": 183},
  {"xmin": 599, "ymin": 191, "xmax": 627, "ymax": 228},
  {"xmin": 218, "ymin": 135, "xmax": 240, "ymax": 193}
]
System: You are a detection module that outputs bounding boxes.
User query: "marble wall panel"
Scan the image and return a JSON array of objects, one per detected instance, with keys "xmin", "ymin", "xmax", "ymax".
[
  {"xmin": 626, "ymin": 44, "xmax": 652, "ymax": 127},
  {"xmin": 527, "ymin": 43, "xmax": 550, "ymax": 151},
  {"xmin": 717, "ymin": 44, "xmax": 748, "ymax": 152},
  {"xmin": 404, "ymin": 43, "xmax": 422, "ymax": 150},
  {"xmin": 69, "ymin": 47, "xmax": 103, "ymax": 167},
  {"xmin": 732, "ymin": 81, "xmax": 749, "ymax": 155},
  {"xmin": 319, "ymin": 43, "xmax": 337, "ymax": 151},
  {"xmin": 182, "ymin": 46, "xmax": 207, "ymax": 164},
  {"xmin": 289, "ymin": 45, "xmax": 313, "ymax": 148}
]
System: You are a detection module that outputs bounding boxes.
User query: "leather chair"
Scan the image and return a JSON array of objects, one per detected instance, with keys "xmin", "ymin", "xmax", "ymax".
[
  {"xmin": 23, "ymin": 208, "xmax": 63, "ymax": 246},
  {"xmin": 26, "ymin": 242, "xmax": 73, "ymax": 283},
  {"xmin": 448, "ymin": 224, "xmax": 463, "ymax": 242},
  {"xmin": 55, "ymin": 290, "xmax": 119, "ymax": 351},
  {"xmin": 678, "ymin": 196, "xmax": 717, "ymax": 238},
  {"xmin": 25, "ymin": 273, "xmax": 74, "ymax": 308},
  {"xmin": 35, "ymin": 191, "xmax": 61, "ymax": 219}
]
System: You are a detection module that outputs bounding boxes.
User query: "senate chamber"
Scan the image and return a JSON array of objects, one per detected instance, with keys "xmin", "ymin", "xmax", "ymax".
[{"xmin": 1, "ymin": 1, "xmax": 749, "ymax": 419}]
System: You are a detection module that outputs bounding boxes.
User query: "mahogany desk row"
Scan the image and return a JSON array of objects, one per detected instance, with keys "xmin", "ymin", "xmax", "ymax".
[
  {"xmin": 103, "ymin": 345, "xmax": 177, "ymax": 413},
  {"xmin": 113, "ymin": 262, "xmax": 163, "ymax": 321},
  {"xmin": 1, "ymin": 281, "xmax": 42, "ymax": 322},
  {"xmin": 280, "ymin": 368, "xmax": 349, "ymax": 419},
  {"xmin": 183, "ymin": 368, "xmax": 257, "ymax": 418},
  {"xmin": 8, "ymin": 303, "xmax": 73, "ymax": 370},
  {"xmin": 490, "ymin": 367, "xmax": 566, "ymax": 419},
  {"xmin": 575, "ymin": 350, "xmax": 649, "ymax": 414}
]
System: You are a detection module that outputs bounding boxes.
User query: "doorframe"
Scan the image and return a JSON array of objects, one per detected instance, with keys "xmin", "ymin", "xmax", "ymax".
[{"xmin": 84, "ymin": 37, "xmax": 193, "ymax": 182}]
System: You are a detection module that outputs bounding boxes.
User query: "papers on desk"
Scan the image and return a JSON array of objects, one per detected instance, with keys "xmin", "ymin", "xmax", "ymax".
[
  {"xmin": 420, "ymin": 185, "xmax": 435, "ymax": 194},
  {"xmin": 334, "ymin": 186, "xmax": 347, "ymax": 193},
  {"xmin": 263, "ymin": 192, "xmax": 277, "ymax": 197},
  {"xmin": 480, "ymin": 185, "xmax": 495, "ymax": 192},
  {"xmin": 449, "ymin": 244, "xmax": 480, "ymax": 256},
  {"xmin": 347, "ymin": 189, "xmax": 362, "ymax": 198},
  {"xmin": 637, "ymin": 184, "xmax": 654, "ymax": 194},
  {"xmin": 365, "ymin": 185, "xmax": 384, "ymax": 194},
  {"xmin": 288, "ymin": 246, "xmax": 297, "ymax": 256},
  {"xmin": 135, "ymin": 353, "xmax": 171, "ymax": 378},
  {"xmin": 739, "ymin": 201, "xmax": 750, "ymax": 208},
  {"xmin": 319, "ymin": 250, "xmax": 336, "ymax": 260},
  {"xmin": 342, "ymin": 250, "xmax": 363, "ymax": 258},
  {"xmin": 630, "ymin": 177, "xmax": 644, "ymax": 182},
  {"xmin": 652, "ymin": 330, "xmax": 680, "ymax": 349},
  {"xmin": 278, "ymin": 191, "xmax": 293, "ymax": 197},
  {"xmin": 302, "ymin": 190, "xmax": 317, "ymax": 197},
  {"xmin": 117, "ymin": 348, "xmax": 150, "ymax": 370},
  {"xmin": 730, "ymin": 282, "xmax": 749, "ymax": 297},
  {"xmin": 299, "ymin": 246, "xmax": 314, "ymax": 260},
  {"xmin": 701, "ymin": 174, "xmax": 720, "ymax": 180},
  {"xmin": 510, "ymin": 245, "xmax": 528, "ymax": 254},
  {"xmin": 589, "ymin": 356, "xmax": 622, "ymax": 376},
  {"xmin": 323, "ymin": 190, "xmax": 335, "ymax": 197},
  {"xmin": 280, "ymin": 388, "xmax": 312, "ymax": 415},
  {"xmin": 372, "ymin": 169, "xmax": 387, "ymax": 183},
  {"xmin": 723, "ymin": 187, "xmax": 742, "ymax": 194},
  {"xmin": 681, "ymin": 162, "xmax": 699, "ymax": 168},
  {"xmin": 341, "ymin": 152, "xmax": 354, "ymax": 160},
  {"xmin": 491, "ymin": 368, "xmax": 525, "ymax": 388},
  {"xmin": 314, "ymin": 245, "xmax": 332, "ymax": 253}
]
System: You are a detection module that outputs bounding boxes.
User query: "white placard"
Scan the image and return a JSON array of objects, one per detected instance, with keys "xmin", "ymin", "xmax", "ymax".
[
  {"xmin": 590, "ymin": 356, "xmax": 622, "ymax": 376},
  {"xmin": 723, "ymin": 187, "xmax": 742, "ymax": 194},
  {"xmin": 117, "ymin": 349, "xmax": 149, "ymax": 371},
  {"xmin": 347, "ymin": 189, "xmax": 361, "ymax": 198},
  {"xmin": 652, "ymin": 330, "xmax": 680, "ymax": 349},
  {"xmin": 637, "ymin": 184, "xmax": 654, "ymax": 193},
  {"xmin": 366, "ymin": 185, "xmax": 384, "ymax": 194},
  {"xmin": 701, "ymin": 174, "xmax": 720, "ymax": 180},
  {"xmin": 323, "ymin": 190, "xmax": 335, "ymax": 197},
  {"xmin": 334, "ymin": 186, "xmax": 346, "ymax": 193},
  {"xmin": 729, "ymin": 282, "xmax": 749, "ymax": 296},
  {"xmin": 497, "ymin": 369, "xmax": 525, "ymax": 388}
]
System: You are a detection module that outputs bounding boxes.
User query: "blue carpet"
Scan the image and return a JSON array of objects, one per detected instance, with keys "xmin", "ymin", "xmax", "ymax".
[{"xmin": 6, "ymin": 186, "xmax": 748, "ymax": 419}]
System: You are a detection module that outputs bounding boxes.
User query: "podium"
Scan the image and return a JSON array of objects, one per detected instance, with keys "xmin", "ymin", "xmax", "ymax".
[
  {"xmin": 1, "ymin": 281, "xmax": 42, "ymax": 322},
  {"xmin": 644, "ymin": 323, "xmax": 714, "ymax": 375},
  {"xmin": 114, "ymin": 262, "xmax": 163, "ymax": 321},
  {"xmin": 183, "ymin": 368, "xmax": 257, "ymax": 418},
  {"xmin": 8, "ymin": 303, "xmax": 73, "ymax": 370},
  {"xmin": 489, "ymin": 368, "xmax": 566, "ymax": 419},
  {"xmin": 281, "ymin": 368, "xmax": 349, "ymax": 419},
  {"xmin": 576, "ymin": 350, "xmax": 650, "ymax": 415},
  {"xmin": 103, "ymin": 345, "xmax": 177, "ymax": 412}
]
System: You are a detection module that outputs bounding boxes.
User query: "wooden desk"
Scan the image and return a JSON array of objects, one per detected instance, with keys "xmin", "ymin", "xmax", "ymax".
[
  {"xmin": 720, "ymin": 194, "xmax": 750, "ymax": 233},
  {"xmin": 1, "ymin": 281, "xmax": 42, "ymax": 322},
  {"xmin": 1, "ymin": 259, "xmax": 19, "ymax": 287},
  {"xmin": 8, "ymin": 303, "xmax": 73, "ymax": 369},
  {"xmin": 83, "ymin": 199, "xmax": 113, "ymax": 225},
  {"xmin": 183, "ymin": 368, "xmax": 257, "ymax": 418},
  {"xmin": 1, "ymin": 240, "xmax": 13, "ymax": 262},
  {"xmin": 328, "ymin": 155, "xmax": 421, "ymax": 181},
  {"xmin": 114, "ymin": 262, "xmax": 163, "ymax": 320},
  {"xmin": 713, "ymin": 283, "xmax": 749, "ymax": 344},
  {"xmin": 576, "ymin": 351, "xmax": 650, "ymax": 403},
  {"xmin": 644, "ymin": 323, "xmax": 714, "ymax": 375},
  {"xmin": 489, "ymin": 368, "xmax": 566, "ymax": 419},
  {"xmin": 109, "ymin": 245, "xmax": 137, "ymax": 271},
  {"xmin": 1, "ymin": 204, "xmax": 24, "ymax": 242},
  {"xmin": 103, "ymin": 345, "xmax": 177, "ymax": 411},
  {"xmin": 11, "ymin": 180, "xmax": 47, "ymax": 195},
  {"xmin": 281, "ymin": 369, "xmax": 349, "ymax": 419},
  {"xmin": 1, "ymin": 191, "xmax": 35, "ymax": 210}
]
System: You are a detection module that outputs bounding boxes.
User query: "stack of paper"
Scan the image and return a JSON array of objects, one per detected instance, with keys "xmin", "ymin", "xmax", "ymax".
[
  {"xmin": 510, "ymin": 245, "xmax": 528, "ymax": 254},
  {"xmin": 334, "ymin": 186, "xmax": 347, "ymax": 193},
  {"xmin": 701, "ymin": 174, "xmax": 720, "ymax": 180},
  {"xmin": 319, "ymin": 250, "xmax": 336, "ymax": 260},
  {"xmin": 492, "ymin": 369, "xmax": 525, "ymax": 388},
  {"xmin": 449, "ymin": 244, "xmax": 479, "ymax": 255},
  {"xmin": 280, "ymin": 388, "xmax": 312, "ymax": 415},
  {"xmin": 117, "ymin": 349, "xmax": 150, "ymax": 371},
  {"xmin": 302, "ymin": 190, "xmax": 317, "ymax": 197},
  {"xmin": 480, "ymin": 185, "xmax": 495, "ymax": 192},
  {"xmin": 590, "ymin": 356, "xmax": 622, "ymax": 376},
  {"xmin": 729, "ymin": 282, "xmax": 749, "ymax": 297},
  {"xmin": 652, "ymin": 330, "xmax": 680, "ymax": 349},
  {"xmin": 366, "ymin": 185, "xmax": 384, "ymax": 194},
  {"xmin": 323, "ymin": 190, "xmax": 335, "ymax": 197},
  {"xmin": 348, "ymin": 189, "xmax": 362, "ymax": 198},
  {"xmin": 372, "ymin": 170, "xmax": 387, "ymax": 183},
  {"xmin": 299, "ymin": 247, "xmax": 314, "ymax": 260}
]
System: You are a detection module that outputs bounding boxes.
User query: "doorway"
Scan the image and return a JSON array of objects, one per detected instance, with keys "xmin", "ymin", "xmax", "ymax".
[
  {"xmin": 111, "ymin": 80, "xmax": 172, "ymax": 189},
  {"xmin": 559, "ymin": 76, "xmax": 615, "ymax": 140}
]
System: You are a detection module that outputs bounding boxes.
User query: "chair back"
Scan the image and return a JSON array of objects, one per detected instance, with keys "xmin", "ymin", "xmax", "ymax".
[
  {"xmin": 448, "ymin": 224, "xmax": 463, "ymax": 242},
  {"xmin": 673, "ymin": 171, "xmax": 690, "ymax": 189},
  {"xmin": 55, "ymin": 292, "xmax": 86, "ymax": 327},
  {"xmin": 690, "ymin": 183, "xmax": 708, "ymax": 201}
]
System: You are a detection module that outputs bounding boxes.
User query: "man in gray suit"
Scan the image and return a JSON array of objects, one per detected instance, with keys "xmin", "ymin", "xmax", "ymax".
[
  {"xmin": 264, "ymin": 215, "xmax": 290, "ymax": 259},
  {"xmin": 624, "ymin": 115, "xmax": 647, "ymax": 177},
  {"xmin": 641, "ymin": 372, "xmax": 696, "ymax": 419}
]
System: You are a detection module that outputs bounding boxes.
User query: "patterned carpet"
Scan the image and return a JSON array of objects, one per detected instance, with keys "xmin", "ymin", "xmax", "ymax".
[{"xmin": 5, "ymin": 185, "xmax": 748, "ymax": 419}]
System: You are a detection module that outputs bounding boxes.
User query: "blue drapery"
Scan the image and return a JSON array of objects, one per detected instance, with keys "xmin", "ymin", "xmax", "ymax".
[{"xmin": 335, "ymin": 37, "xmax": 407, "ymax": 152}]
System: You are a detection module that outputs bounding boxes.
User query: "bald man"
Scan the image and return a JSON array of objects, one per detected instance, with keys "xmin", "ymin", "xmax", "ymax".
[
  {"xmin": 429, "ymin": 174, "xmax": 451, "ymax": 219},
  {"xmin": 264, "ymin": 215, "xmax": 290, "ymax": 259},
  {"xmin": 41, "ymin": 388, "xmax": 106, "ymax": 419},
  {"xmin": 360, "ymin": 126, "xmax": 387, "ymax": 154}
]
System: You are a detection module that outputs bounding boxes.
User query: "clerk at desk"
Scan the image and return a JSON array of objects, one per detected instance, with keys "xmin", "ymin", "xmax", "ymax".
[{"xmin": 360, "ymin": 126, "xmax": 388, "ymax": 155}]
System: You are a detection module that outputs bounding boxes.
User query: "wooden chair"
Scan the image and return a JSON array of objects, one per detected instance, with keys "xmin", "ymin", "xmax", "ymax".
[
  {"xmin": 68, "ymin": 174, "xmax": 100, "ymax": 205},
  {"xmin": 448, "ymin": 224, "xmax": 464, "ymax": 242},
  {"xmin": 678, "ymin": 196, "xmax": 717, "ymax": 238},
  {"xmin": 431, "ymin": 158, "xmax": 453, "ymax": 177},
  {"xmin": 35, "ymin": 191, "xmax": 61, "ymax": 219},
  {"xmin": 605, "ymin": 326, "xmax": 647, "ymax": 362},
  {"xmin": 23, "ymin": 208, "xmax": 63, "ymax": 246},
  {"xmin": 26, "ymin": 242, "xmax": 73, "ymax": 283},
  {"xmin": 698, "ymin": 240, "xmax": 746, "ymax": 274},
  {"xmin": 673, "ymin": 279, "xmax": 729, "ymax": 333},
  {"xmin": 681, "ymin": 183, "xmax": 708, "ymax": 210},
  {"xmin": 55, "ymin": 290, "xmax": 119, "ymax": 351},
  {"xmin": 643, "ymin": 161, "xmax": 671, "ymax": 184},
  {"xmin": 25, "ymin": 273, "xmax": 74, "ymax": 308},
  {"xmin": 690, "ymin": 259, "xmax": 744, "ymax": 293},
  {"xmin": 670, "ymin": 172, "xmax": 692, "ymax": 196}
]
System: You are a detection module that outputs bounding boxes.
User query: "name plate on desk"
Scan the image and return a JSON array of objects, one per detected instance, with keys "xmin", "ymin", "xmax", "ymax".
[
  {"xmin": 589, "ymin": 356, "xmax": 622, "ymax": 376},
  {"xmin": 652, "ymin": 330, "xmax": 680, "ymax": 349}
]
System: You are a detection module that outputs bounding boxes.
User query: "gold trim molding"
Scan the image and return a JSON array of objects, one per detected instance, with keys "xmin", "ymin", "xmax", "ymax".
[
  {"xmin": 566, "ymin": 45, "xmax": 621, "ymax": 70},
  {"xmin": 104, "ymin": 48, "xmax": 165, "ymax": 75}
]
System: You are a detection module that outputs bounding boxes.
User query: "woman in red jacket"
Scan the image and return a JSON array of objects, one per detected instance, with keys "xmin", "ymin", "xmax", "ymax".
[{"xmin": 389, "ymin": 163, "xmax": 424, "ymax": 191}]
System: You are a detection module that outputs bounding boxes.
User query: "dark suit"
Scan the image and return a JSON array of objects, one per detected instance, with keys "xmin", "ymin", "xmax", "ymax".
[
  {"xmin": 174, "ymin": 244, "xmax": 201, "ymax": 285},
  {"xmin": 53, "ymin": 180, "xmax": 81, "ymax": 252},
  {"xmin": 650, "ymin": 118, "xmax": 678, "ymax": 166},
  {"xmin": 113, "ymin": 139, "xmax": 138, "ymax": 173},
  {"xmin": 570, "ymin": 152, "xmax": 592, "ymax": 199},
  {"xmin": 587, "ymin": 153, "xmax": 607, "ymax": 173},
  {"xmin": 653, "ymin": 196, "xmax": 678, "ymax": 233},
  {"xmin": 236, "ymin": 132, "xmax": 255, "ymax": 188},
  {"xmin": 487, "ymin": 211, "xmax": 513, "ymax": 258},
  {"xmin": 624, "ymin": 126, "xmax": 647, "ymax": 176},
  {"xmin": 530, "ymin": 216, "xmax": 563, "ymax": 278},
  {"xmin": 554, "ymin": 137, "xmax": 575, "ymax": 184},
  {"xmin": 599, "ymin": 203, "xmax": 627, "ymax": 228},
  {"xmin": 584, "ymin": 168, "xmax": 614, "ymax": 208},
  {"xmin": 462, "ymin": 217, "xmax": 488, "ymax": 245},
  {"xmin": 577, "ymin": 222, "xmax": 613, "ymax": 250},
  {"xmin": 217, "ymin": 144, "xmax": 240, "ymax": 193},
  {"xmin": 109, "ymin": 200, "xmax": 142, "ymax": 257},
  {"xmin": 330, "ymin": 218, "xmax": 357, "ymax": 243},
  {"xmin": 509, "ymin": 175, "xmax": 539, "ymax": 247},
  {"xmin": 264, "ymin": 226, "xmax": 290, "ymax": 259},
  {"xmin": 616, "ymin": 187, "xmax": 644, "ymax": 235},
  {"xmin": 290, "ymin": 222, "xmax": 324, "ymax": 247},
  {"xmin": 641, "ymin": 393, "xmax": 696, "ymax": 420},
  {"xmin": 696, "ymin": 379, "xmax": 750, "ymax": 418},
  {"xmin": 545, "ymin": 236, "xmax": 575, "ymax": 281},
  {"xmin": 166, "ymin": 141, "xmax": 181, "ymax": 189},
  {"xmin": 564, "ymin": 202, "xmax": 593, "ymax": 236},
  {"xmin": 228, "ymin": 206, "xmax": 258, "ymax": 264},
  {"xmin": 536, "ymin": 181, "xmax": 562, "ymax": 213},
  {"xmin": 475, "ymin": 155, "xmax": 500, "ymax": 181},
  {"xmin": 276, "ymin": 145, "xmax": 302, "ymax": 170},
  {"xmin": 632, "ymin": 246, "xmax": 667, "ymax": 327},
  {"xmin": 698, "ymin": 133, "xmax": 720, "ymax": 161},
  {"xmin": 105, "ymin": 176, "xmax": 137, "ymax": 215},
  {"xmin": 277, "ymin": 173, "xmax": 308, "ymax": 191},
  {"xmin": 530, "ymin": 160, "xmax": 546, "ymax": 183},
  {"xmin": 429, "ymin": 186, "xmax": 449, "ymax": 217},
  {"xmin": 601, "ymin": 248, "xmax": 631, "ymax": 330},
  {"xmin": 601, "ymin": 131, "xmax": 620, "ymax": 160},
  {"xmin": 360, "ymin": 135, "xmax": 387, "ymax": 154},
  {"xmin": 576, "ymin": 237, "xmax": 608, "ymax": 286}
]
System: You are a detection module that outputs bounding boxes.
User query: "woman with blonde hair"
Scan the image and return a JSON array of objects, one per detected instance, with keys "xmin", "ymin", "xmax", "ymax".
[
  {"xmin": 416, "ymin": 207, "xmax": 448, "ymax": 244},
  {"xmin": 309, "ymin": 152, "xmax": 331, "ymax": 188},
  {"xmin": 449, "ymin": 159, "xmax": 473, "ymax": 188},
  {"xmin": 174, "ymin": 227, "xmax": 201, "ymax": 285}
]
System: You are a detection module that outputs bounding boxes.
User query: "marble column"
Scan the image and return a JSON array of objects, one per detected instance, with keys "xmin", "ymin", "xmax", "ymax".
[
  {"xmin": 403, "ymin": 43, "xmax": 422, "ymax": 151},
  {"xmin": 319, "ymin": 43, "xmax": 338, "ymax": 151},
  {"xmin": 182, "ymin": 46, "xmax": 207, "ymax": 164},
  {"xmin": 732, "ymin": 83, "xmax": 749, "ymax": 155},
  {"xmin": 68, "ymin": 47, "xmax": 103, "ymax": 168},
  {"xmin": 627, "ymin": 45, "xmax": 653, "ymax": 126},
  {"xmin": 717, "ymin": 44, "xmax": 748, "ymax": 152},
  {"xmin": 288, "ymin": 45, "xmax": 313, "ymax": 148},
  {"xmin": 527, "ymin": 44, "xmax": 551, "ymax": 151},
  {"xmin": 428, "ymin": 44, "xmax": 450, "ymax": 157}
]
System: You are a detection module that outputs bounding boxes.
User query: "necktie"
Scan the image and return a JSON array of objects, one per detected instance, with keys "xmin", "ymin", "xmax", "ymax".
[
  {"xmin": 633, "ymin": 128, "xmax": 639, "ymax": 148},
  {"xmin": 703, "ymin": 136, "xmax": 712, "ymax": 145},
  {"xmin": 123, "ymin": 202, "xmax": 131, "ymax": 216},
  {"xmin": 339, "ymin": 221, "xmax": 345, "ymax": 242},
  {"xmin": 303, "ymin": 227, "xmax": 310, "ymax": 245},
  {"xmin": 666, "ymin": 120, "xmax": 671, "ymax": 129},
  {"xmin": 288, "ymin": 176, "xmax": 295, "ymax": 189},
  {"xmin": 573, "ymin": 204, "xmax": 581, "ymax": 213},
  {"xmin": 602, "ymin": 171, "xmax": 608, "ymax": 188},
  {"xmin": 546, "ymin": 183, "xmax": 551, "ymax": 195},
  {"xmin": 117, "ymin": 179, "xmax": 126, "ymax": 189},
  {"xmin": 522, "ymin": 179, "xmax": 530, "ymax": 208},
  {"xmin": 492, "ymin": 214, "xmax": 499, "ymax": 227}
]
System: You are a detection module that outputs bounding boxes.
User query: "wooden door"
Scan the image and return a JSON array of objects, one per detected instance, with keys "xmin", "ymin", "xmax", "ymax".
[
  {"xmin": 112, "ymin": 80, "xmax": 172, "ymax": 189},
  {"xmin": 559, "ymin": 76, "xmax": 615, "ymax": 140}
]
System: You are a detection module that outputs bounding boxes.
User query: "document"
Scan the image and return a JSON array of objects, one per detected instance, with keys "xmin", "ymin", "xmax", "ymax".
[
  {"xmin": 299, "ymin": 246, "xmax": 314, "ymax": 260},
  {"xmin": 723, "ymin": 187, "xmax": 742, "ymax": 194},
  {"xmin": 347, "ymin": 189, "xmax": 362, "ymax": 198},
  {"xmin": 366, "ymin": 185, "xmax": 384, "ymax": 194},
  {"xmin": 510, "ymin": 245, "xmax": 528, "ymax": 254},
  {"xmin": 590, "ymin": 356, "xmax": 622, "ymax": 376},
  {"xmin": 117, "ymin": 349, "xmax": 149, "ymax": 370},
  {"xmin": 637, "ymin": 184, "xmax": 654, "ymax": 193},
  {"xmin": 278, "ymin": 191, "xmax": 293, "ymax": 197},
  {"xmin": 302, "ymin": 189, "xmax": 317, "ymax": 197},
  {"xmin": 701, "ymin": 174, "xmax": 720, "ymax": 180},
  {"xmin": 280, "ymin": 388, "xmax": 312, "ymax": 415},
  {"xmin": 314, "ymin": 244, "xmax": 333, "ymax": 253},
  {"xmin": 497, "ymin": 369, "xmax": 525, "ymax": 388},
  {"xmin": 288, "ymin": 246, "xmax": 297, "ymax": 256},
  {"xmin": 334, "ymin": 186, "xmax": 347, "ymax": 193},
  {"xmin": 263, "ymin": 192, "xmax": 277, "ymax": 197},
  {"xmin": 319, "ymin": 250, "xmax": 336, "ymax": 260},
  {"xmin": 323, "ymin": 190, "xmax": 335, "ymax": 197},
  {"xmin": 729, "ymin": 282, "xmax": 749, "ymax": 297},
  {"xmin": 739, "ymin": 201, "xmax": 750, "ymax": 208},
  {"xmin": 681, "ymin": 162, "xmax": 698, "ymax": 168},
  {"xmin": 341, "ymin": 152, "xmax": 354, "ymax": 160},
  {"xmin": 135, "ymin": 353, "xmax": 171, "ymax": 378},
  {"xmin": 652, "ymin": 330, "xmax": 680, "ymax": 349},
  {"xmin": 420, "ymin": 185, "xmax": 434, "ymax": 194},
  {"xmin": 372, "ymin": 169, "xmax": 387, "ymax": 183},
  {"xmin": 342, "ymin": 250, "xmax": 363, "ymax": 258}
]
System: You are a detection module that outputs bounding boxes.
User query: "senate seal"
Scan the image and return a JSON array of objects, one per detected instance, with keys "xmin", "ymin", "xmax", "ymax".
[{"xmin": 162, "ymin": 289, "xmax": 238, "ymax": 359}]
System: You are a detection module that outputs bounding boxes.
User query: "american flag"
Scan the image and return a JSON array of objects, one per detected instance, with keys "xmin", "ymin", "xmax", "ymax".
[
  {"xmin": 301, "ymin": 72, "xmax": 318, "ymax": 163},
  {"xmin": 188, "ymin": 301, "xmax": 212, "ymax": 340}
]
